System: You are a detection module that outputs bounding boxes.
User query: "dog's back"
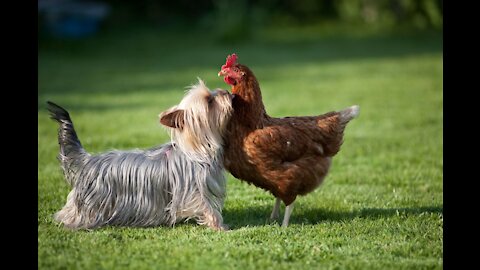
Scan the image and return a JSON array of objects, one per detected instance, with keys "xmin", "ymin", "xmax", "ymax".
[{"xmin": 47, "ymin": 80, "xmax": 231, "ymax": 230}]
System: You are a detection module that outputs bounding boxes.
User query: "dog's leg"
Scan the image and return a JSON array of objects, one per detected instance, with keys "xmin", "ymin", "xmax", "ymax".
[
  {"xmin": 54, "ymin": 189, "xmax": 84, "ymax": 229},
  {"xmin": 203, "ymin": 209, "xmax": 228, "ymax": 231}
]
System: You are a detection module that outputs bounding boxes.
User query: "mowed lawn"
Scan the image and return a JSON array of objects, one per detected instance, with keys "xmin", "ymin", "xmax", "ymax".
[{"xmin": 38, "ymin": 27, "xmax": 443, "ymax": 269}]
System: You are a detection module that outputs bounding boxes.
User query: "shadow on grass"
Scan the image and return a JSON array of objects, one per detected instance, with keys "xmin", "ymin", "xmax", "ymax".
[
  {"xmin": 38, "ymin": 31, "xmax": 442, "ymax": 113},
  {"xmin": 38, "ymin": 30, "xmax": 442, "ymax": 96},
  {"xmin": 224, "ymin": 205, "xmax": 442, "ymax": 229},
  {"xmin": 39, "ymin": 100, "xmax": 149, "ymax": 113}
]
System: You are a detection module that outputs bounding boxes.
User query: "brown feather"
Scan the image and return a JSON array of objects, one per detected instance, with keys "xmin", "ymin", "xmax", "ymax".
[{"xmin": 223, "ymin": 64, "xmax": 357, "ymax": 207}]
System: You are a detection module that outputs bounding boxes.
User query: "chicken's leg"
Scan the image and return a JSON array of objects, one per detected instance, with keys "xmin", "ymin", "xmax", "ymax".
[
  {"xmin": 281, "ymin": 202, "xmax": 294, "ymax": 227},
  {"xmin": 270, "ymin": 197, "xmax": 281, "ymax": 220}
]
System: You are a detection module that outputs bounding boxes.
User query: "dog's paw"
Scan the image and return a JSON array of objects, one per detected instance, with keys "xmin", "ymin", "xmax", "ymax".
[
  {"xmin": 220, "ymin": 224, "xmax": 230, "ymax": 231},
  {"xmin": 212, "ymin": 223, "xmax": 230, "ymax": 231}
]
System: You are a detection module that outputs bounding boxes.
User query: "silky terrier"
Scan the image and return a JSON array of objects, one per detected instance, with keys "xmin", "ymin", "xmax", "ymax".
[{"xmin": 47, "ymin": 79, "xmax": 233, "ymax": 230}]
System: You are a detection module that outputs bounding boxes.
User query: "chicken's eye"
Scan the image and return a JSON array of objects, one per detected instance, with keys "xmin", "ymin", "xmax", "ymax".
[{"xmin": 233, "ymin": 68, "xmax": 239, "ymax": 73}]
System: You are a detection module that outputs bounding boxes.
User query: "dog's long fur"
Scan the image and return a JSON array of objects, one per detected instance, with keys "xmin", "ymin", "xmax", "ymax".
[{"xmin": 48, "ymin": 79, "xmax": 233, "ymax": 230}]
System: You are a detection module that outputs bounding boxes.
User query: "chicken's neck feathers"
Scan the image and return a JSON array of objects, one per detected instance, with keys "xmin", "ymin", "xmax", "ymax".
[
  {"xmin": 232, "ymin": 74, "xmax": 263, "ymax": 105},
  {"xmin": 231, "ymin": 73, "xmax": 269, "ymax": 128}
]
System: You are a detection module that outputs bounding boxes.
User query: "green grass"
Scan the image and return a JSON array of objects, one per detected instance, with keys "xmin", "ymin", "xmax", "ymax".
[{"xmin": 38, "ymin": 26, "xmax": 443, "ymax": 269}]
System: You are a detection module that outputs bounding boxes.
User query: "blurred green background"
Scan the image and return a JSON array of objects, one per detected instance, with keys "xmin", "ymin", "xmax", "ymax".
[
  {"xmin": 38, "ymin": 1, "xmax": 442, "ymax": 269},
  {"xmin": 39, "ymin": 0, "xmax": 443, "ymax": 42}
]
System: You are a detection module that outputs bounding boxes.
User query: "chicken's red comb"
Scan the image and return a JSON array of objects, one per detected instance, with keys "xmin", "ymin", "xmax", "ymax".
[{"xmin": 221, "ymin": 53, "xmax": 238, "ymax": 69}]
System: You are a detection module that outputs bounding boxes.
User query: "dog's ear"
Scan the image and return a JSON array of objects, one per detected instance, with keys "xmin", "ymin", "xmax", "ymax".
[{"xmin": 160, "ymin": 109, "xmax": 185, "ymax": 129}]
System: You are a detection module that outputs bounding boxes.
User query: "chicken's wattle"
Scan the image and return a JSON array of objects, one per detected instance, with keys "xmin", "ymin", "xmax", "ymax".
[{"xmin": 224, "ymin": 76, "xmax": 236, "ymax": 86}]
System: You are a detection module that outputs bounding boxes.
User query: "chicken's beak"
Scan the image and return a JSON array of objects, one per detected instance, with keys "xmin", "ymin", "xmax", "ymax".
[{"xmin": 218, "ymin": 69, "xmax": 226, "ymax": 77}]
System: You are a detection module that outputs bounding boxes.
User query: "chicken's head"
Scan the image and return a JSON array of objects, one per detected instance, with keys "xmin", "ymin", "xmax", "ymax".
[{"xmin": 218, "ymin": 53, "xmax": 245, "ymax": 86}]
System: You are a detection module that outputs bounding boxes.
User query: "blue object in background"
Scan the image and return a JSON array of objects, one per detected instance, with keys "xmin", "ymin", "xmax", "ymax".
[
  {"xmin": 49, "ymin": 16, "xmax": 100, "ymax": 38},
  {"xmin": 39, "ymin": 0, "xmax": 110, "ymax": 38}
]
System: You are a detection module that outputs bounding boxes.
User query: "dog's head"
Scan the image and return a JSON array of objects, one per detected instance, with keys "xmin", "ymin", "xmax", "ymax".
[{"xmin": 159, "ymin": 78, "xmax": 233, "ymax": 158}]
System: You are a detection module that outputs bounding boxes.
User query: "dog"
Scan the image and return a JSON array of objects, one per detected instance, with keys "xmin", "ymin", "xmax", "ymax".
[{"xmin": 47, "ymin": 79, "xmax": 233, "ymax": 230}]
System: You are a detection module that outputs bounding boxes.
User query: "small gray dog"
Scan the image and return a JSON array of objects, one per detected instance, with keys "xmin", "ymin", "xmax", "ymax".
[{"xmin": 47, "ymin": 79, "xmax": 233, "ymax": 230}]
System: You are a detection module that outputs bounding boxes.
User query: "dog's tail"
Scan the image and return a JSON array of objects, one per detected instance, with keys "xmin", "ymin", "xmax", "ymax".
[{"xmin": 47, "ymin": 101, "xmax": 89, "ymax": 186}]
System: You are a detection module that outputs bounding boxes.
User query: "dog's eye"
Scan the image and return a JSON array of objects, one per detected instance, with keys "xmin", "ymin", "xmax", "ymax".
[{"xmin": 207, "ymin": 96, "xmax": 214, "ymax": 105}]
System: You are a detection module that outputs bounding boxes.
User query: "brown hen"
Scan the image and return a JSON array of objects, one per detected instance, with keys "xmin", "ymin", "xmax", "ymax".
[{"xmin": 218, "ymin": 54, "xmax": 359, "ymax": 227}]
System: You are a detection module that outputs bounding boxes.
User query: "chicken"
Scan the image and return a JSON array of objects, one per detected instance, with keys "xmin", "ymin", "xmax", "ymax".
[{"xmin": 218, "ymin": 53, "xmax": 359, "ymax": 227}]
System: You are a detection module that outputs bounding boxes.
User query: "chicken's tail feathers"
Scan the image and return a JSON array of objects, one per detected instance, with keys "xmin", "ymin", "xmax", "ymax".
[{"xmin": 339, "ymin": 105, "xmax": 360, "ymax": 123}]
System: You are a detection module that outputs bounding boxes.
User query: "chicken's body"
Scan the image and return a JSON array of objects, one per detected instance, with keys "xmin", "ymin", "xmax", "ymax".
[{"xmin": 219, "ymin": 55, "xmax": 359, "ymax": 226}]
